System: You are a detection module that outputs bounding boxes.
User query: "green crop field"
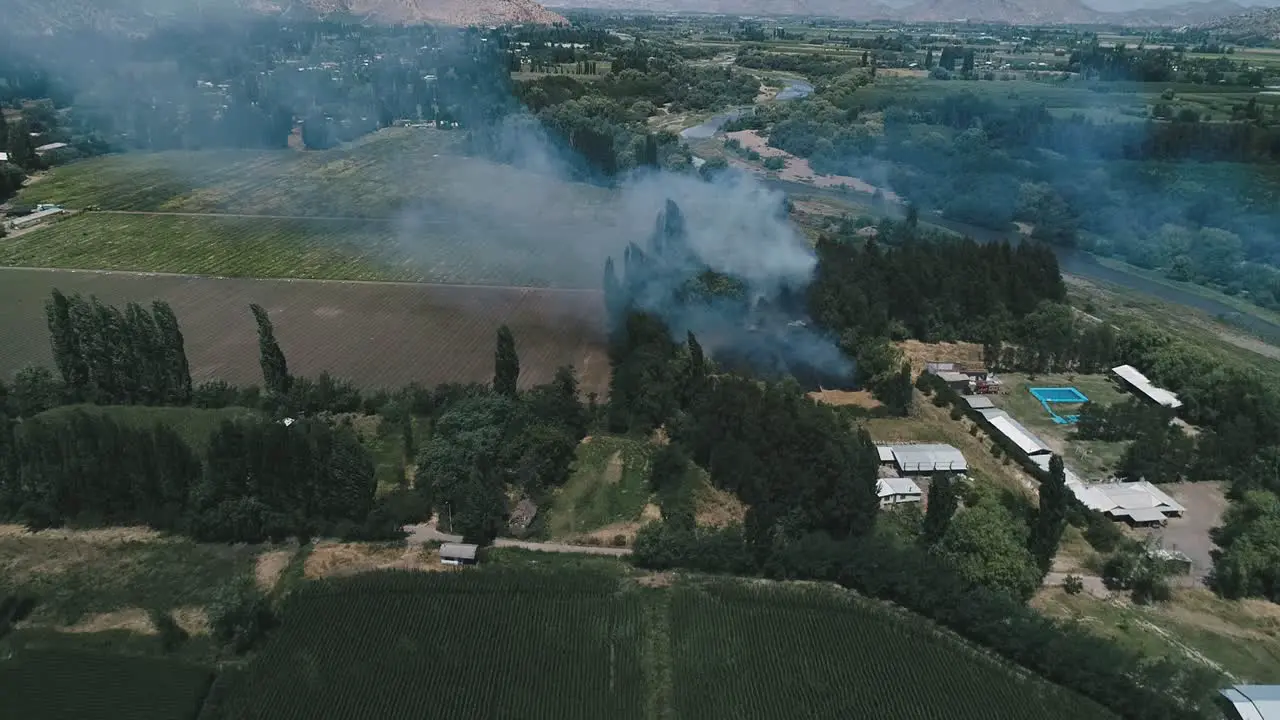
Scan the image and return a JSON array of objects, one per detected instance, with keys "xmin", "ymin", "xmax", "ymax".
[
  {"xmin": 0, "ymin": 649, "xmax": 214, "ymax": 720},
  {"xmin": 208, "ymin": 570, "xmax": 647, "ymax": 720},
  {"xmin": 207, "ymin": 569, "xmax": 1115, "ymax": 720},
  {"xmin": 671, "ymin": 582, "xmax": 1115, "ymax": 720}
]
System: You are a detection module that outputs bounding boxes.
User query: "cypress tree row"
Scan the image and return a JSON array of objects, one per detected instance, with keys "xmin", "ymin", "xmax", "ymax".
[
  {"xmin": 43, "ymin": 291, "xmax": 193, "ymax": 406},
  {"xmin": 250, "ymin": 304, "xmax": 291, "ymax": 397}
]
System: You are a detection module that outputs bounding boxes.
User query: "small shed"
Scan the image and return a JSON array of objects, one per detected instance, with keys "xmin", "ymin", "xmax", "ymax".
[
  {"xmin": 876, "ymin": 445, "xmax": 896, "ymax": 464},
  {"xmin": 440, "ymin": 543, "xmax": 479, "ymax": 566},
  {"xmin": 877, "ymin": 477, "xmax": 923, "ymax": 507},
  {"xmin": 961, "ymin": 395, "xmax": 995, "ymax": 410},
  {"xmin": 933, "ymin": 370, "xmax": 972, "ymax": 392}
]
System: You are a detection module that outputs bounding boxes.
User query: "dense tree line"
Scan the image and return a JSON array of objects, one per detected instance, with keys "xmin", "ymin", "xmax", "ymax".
[
  {"xmin": 0, "ymin": 409, "xmax": 386, "ymax": 542},
  {"xmin": 808, "ymin": 235, "xmax": 1065, "ymax": 343},
  {"xmin": 747, "ymin": 81, "xmax": 1280, "ymax": 310},
  {"xmin": 45, "ymin": 290, "xmax": 192, "ymax": 406}
]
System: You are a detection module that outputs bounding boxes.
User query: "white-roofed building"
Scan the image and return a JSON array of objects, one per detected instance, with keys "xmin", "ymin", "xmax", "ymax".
[
  {"xmin": 1073, "ymin": 480, "xmax": 1185, "ymax": 525},
  {"xmin": 961, "ymin": 395, "xmax": 995, "ymax": 410},
  {"xmin": 886, "ymin": 444, "xmax": 967, "ymax": 474},
  {"xmin": 1221, "ymin": 685, "xmax": 1280, "ymax": 720},
  {"xmin": 876, "ymin": 476, "xmax": 923, "ymax": 507},
  {"xmin": 980, "ymin": 409, "xmax": 1052, "ymax": 457},
  {"xmin": 876, "ymin": 445, "xmax": 896, "ymax": 464},
  {"xmin": 0, "ymin": 152, "xmax": 9, "ymax": 163},
  {"xmin": 1112, "ymin": 364, "xmax": 1182, "ymax": 409}
]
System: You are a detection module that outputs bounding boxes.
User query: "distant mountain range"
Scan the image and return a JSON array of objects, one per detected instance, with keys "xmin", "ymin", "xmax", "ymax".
[
  {"xmin": 4, "ymin": 0, "xmax": 1269, "ymax": 32},
  {"xmin": 6, "ymin": 0, "xmax": 566, "ymax": 35},
  {"xmin": 542, "ymin": 0, "xmax": 1251, "ymax": 27},
  {"xmin": 1196, "ymin": 4, "xmax": 1280, "ymax": 36}
]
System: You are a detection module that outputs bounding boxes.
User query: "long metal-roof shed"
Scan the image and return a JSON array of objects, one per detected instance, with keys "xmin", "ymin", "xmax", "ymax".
[
  {"xmin": 1221, "ymin": 685, "xmax": 1280, "ymax": 720},
  {"xmin": 981, "ymin": 409, "xmax": 1052, "ymax": 456},
  {"xmin": 1112, "ymin": 364, "xmax": 1182, "ymax": 409},
  {"xmin": 889, "ymin": 444, "xmax": 967, "ymax": 474},
  {"xmin": 961, "ymin": 395, "xmax": 995, "ymax": 410}
]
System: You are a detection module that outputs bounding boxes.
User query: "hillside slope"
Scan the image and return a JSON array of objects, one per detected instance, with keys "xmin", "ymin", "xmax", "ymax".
[{"xmin": 1199, "ymin": 5, "xmax": 1280, "ymax": 36}]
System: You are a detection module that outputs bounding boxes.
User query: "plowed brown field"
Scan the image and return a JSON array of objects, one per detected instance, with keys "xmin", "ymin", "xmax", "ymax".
[{"xmin": 0, "ymin": 268, "xmax": 609, "ymax": 394}]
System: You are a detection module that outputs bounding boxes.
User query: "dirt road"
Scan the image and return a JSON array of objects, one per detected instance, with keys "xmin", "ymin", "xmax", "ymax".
[{"xmin": 404, "ymin": 522, "xmax": 632, "ymax": 557}]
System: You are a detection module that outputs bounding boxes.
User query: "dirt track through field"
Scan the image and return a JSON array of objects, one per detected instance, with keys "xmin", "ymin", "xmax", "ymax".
[{"xmin": 0, "ymin": 265, "xmax": 604, "ymax": 294}]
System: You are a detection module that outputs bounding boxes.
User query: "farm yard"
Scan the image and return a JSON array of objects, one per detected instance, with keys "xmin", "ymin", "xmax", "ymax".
[
  {"xmin": 202, "ymin": 569, "xmax": 1117, "ymax": 720},
  {"xmin": 988, "ymin": 372, "xmax": 1132, "ymax": 480},
  {"xmin": 0, "ymin": 268, "xmax": 610, "ymax": 394}
]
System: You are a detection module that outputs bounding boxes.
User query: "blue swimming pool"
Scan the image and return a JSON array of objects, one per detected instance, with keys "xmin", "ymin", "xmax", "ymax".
[
  {"xmin": 1030, "ymin": 387, "xmax": 1089, "ymax": 404},
  {"xmin": 1029, "ymin": 387, "xmax": 1089, "ymax": 424}
]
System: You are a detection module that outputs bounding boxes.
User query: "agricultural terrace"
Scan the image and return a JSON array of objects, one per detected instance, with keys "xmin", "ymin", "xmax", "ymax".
[
  {"xmin": 0, "ymin": 268, "xmax": 610, "ymax": 394},
  {"xmin": 207, "ymin": 570, "xmax": 1115, "ymax": 720},
  {"xmin": 0, "ymin": 650, "xmax": 214, "ymax": 720}
]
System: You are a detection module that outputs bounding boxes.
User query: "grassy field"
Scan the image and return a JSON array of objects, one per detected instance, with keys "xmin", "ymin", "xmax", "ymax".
[
  {"xmin": 35, "ymin": 404, "xmax": 261, "ymax": 451},
  {"xmin": 991, "ymin": 372, "xmax": 1131, "ymax": 480},
  {"xmin": 0, "ymin": 212, "xmax": 596, "ymax": 288},
  {"xmin": 8, "ymin": 127, "xmax": 625, "ymax": 289},
  {"xmin": 546, "ymin": 436, "xmax": 656, "ymax": 539},
  {"xmin": 207, "ymin": 569, "xmax": 1116, "ymax": 720},
  {"xmin": 0, "ymin": 268, "xmax": 611, "ymax": 394},
  {"xmin": 16, "ymin": 130, "xmax": 469, "ymax": 217},
  {"xmin": 0, "ymin": 649, "xmax": 214, "ymax": 720},
  {"xmin": 0, "ymin": 527, "xmax": 260, "ymax": 626},
  {"xmin": 1035, "ymin": 588, "xmax": 1280, "ymax": 684}
]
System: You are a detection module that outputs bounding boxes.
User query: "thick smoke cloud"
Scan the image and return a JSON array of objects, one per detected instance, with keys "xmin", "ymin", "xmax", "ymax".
[{"xmin": 393, "ymin": 113, "xmax": 853, "ymax": 385}]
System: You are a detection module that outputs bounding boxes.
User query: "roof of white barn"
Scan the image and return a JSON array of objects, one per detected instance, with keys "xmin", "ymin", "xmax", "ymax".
[
  {"xmin": 1221, "ymin": 685, "xmax": 1280, "ymax": 720},
  {"xmin": 1112, "ymin": 365, "xmax": 1182, "ymax": 409},
  {"xmin": 877, "ymin": 477, "xmax": 923, "ymax": 498},
  {"xmin": 890, "ymin": 444, "xmax": 967, "ymax": 473},
  {"xmin": 982, "ymin": 410, "xmax": 1052, "ymax": 456}
]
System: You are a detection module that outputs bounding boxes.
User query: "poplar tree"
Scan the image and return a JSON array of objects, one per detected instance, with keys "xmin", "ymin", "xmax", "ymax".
[
  {"xmin": 922, "ymin": 473, "xmax": 959, "ymax": 547},
  {"xmin": 152, "ymin": 300, "xmax": 192, "ymax": 404},
  {"xmin": 1029, "ymin": 454, "xmax": 1070, "ymax": 575},
  {"xmin": 493, "ymin": 325, "xmax": 519, "ymax": 397},
  {"xmin": 45, "ymin": 289, "xmax": 87, "ymax": 400},
  {"xmin": 250, "ymin": 304, "xmax": 291, "ymax": 396}
]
